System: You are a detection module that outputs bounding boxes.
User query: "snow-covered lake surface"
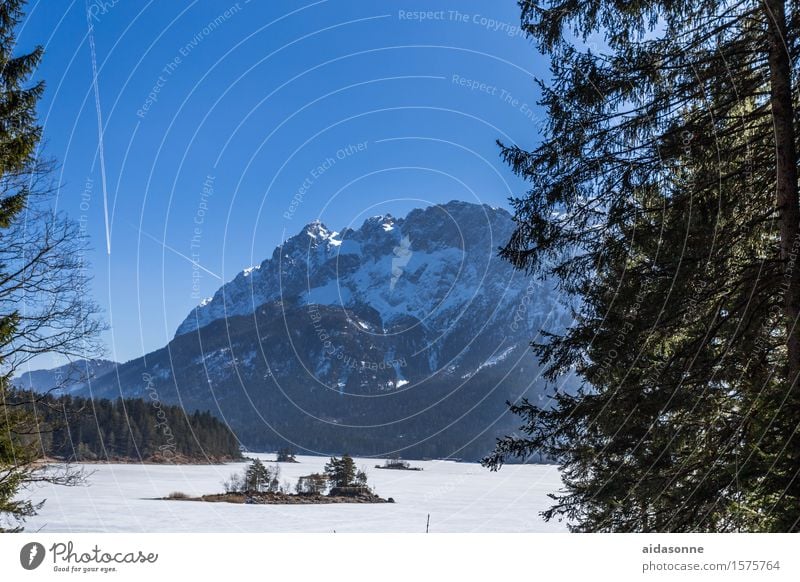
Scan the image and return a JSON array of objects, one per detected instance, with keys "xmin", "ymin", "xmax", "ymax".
[{"xmin": 21, "ymin": 454, "xmax": 566, "ymax": 533}]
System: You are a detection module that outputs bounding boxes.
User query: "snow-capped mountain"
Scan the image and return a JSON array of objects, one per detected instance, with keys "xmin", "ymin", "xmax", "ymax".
[
  {"xmin": 177, "ymin": 200, "xmax": 543, "ymax": 338},
  {"xmin": 84, "ymin": 201, "xmax": 569, "ymax": 459}
]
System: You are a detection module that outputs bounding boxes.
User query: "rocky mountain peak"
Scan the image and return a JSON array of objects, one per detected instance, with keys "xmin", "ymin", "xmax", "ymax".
[{"xmin": 175, "ymin": 201, "xmax": 536, "ymax": 338}]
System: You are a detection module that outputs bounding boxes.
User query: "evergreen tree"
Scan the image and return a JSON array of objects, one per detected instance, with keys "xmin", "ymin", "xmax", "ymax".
[
  {"xmin": 244, "ymin": 459, "xmax": 272, "ymax": 493},
  {"xmin": 486, "ymin": 0, "xmax": 800, "ymax": 532},
  {"xmin": 324, "ymin": 455, "xmax": 357, "ymax": 488}
]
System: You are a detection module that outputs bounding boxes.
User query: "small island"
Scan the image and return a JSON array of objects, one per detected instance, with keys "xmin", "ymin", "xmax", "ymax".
[
  {"xmin": 375, "ymin": 457, "xmax": 423, "ymax": 471},
  {"xmin": 274, "ymin": 448, "xmax": 299, "ymax": 463},
  {"xmin": 163, "ymin": 455, "xmax": 394, "ymax": 505}
]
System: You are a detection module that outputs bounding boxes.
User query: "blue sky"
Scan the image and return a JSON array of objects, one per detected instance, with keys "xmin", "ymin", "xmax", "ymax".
[{"xmin": 17, "ymin": 0, "xmax": 548, "ymax": 366}]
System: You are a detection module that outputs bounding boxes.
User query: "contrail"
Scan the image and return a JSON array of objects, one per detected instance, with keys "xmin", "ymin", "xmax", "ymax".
[
  {"xmin": 85, "ymin": 1, "xmax": 112, "ymax": 255},
  {"xmin": 136, "ymin": 227, "xmax": 223, "ymax": 280}
]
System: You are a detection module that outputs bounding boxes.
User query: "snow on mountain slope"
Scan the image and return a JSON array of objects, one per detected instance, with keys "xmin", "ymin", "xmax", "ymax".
[{"xmin": 176, "ymin": 201, "xmax": 552, "ymax": 338}]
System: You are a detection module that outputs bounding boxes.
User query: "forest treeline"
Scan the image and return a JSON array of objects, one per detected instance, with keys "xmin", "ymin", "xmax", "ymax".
[{"xmin": 9, "ymin": 390, "xmax": 242, "ymax": 463}]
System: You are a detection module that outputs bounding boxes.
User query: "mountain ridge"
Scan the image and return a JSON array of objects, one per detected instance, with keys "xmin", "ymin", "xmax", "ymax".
[
  {"xmin": 175, "ymin": 200, "xmax": 520, "ymax": 338},
  {"xmin": 13, "ymin": 359, "xmax": 118, "ymax": 395}
]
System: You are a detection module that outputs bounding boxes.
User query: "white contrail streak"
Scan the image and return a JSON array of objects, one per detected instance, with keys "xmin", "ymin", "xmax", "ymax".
[
  {"xmin": 85, "ymin": 1, "xmax": 112, "ymax": 255},
  {"xmin": 137, "ymin": 227, "xmax": 223, "ymax": 280}
]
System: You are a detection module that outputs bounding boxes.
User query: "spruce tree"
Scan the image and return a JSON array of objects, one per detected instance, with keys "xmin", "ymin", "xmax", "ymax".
[
  {"xmin": 244, "ymin": 459, "xmax": 271, "ymax": 493},
  {"xmin": 324, "ymin": 455, "xmax": 357, "ymax": 489},
  {"xmin": 486, "ymin": 1, "xmax": 800, "ymax": 532}
]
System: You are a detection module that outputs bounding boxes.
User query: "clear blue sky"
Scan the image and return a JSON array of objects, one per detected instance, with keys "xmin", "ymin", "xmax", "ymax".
[{"xmin": 17, "ymin": 0, "xmax": 548, "ymax": 366}]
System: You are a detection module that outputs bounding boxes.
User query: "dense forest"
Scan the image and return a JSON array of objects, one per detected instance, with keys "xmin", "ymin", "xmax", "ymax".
[{"xmin": 9, "ymin": 390, "xmax": 242, "ymax": 463}]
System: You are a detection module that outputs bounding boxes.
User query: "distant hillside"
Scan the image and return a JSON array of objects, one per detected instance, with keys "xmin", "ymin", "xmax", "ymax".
[
  {"xmin": 11, "ymin": 390, "xmax": 242, "ymax": 463},
  {"xmin": 13, "ymin": 359, "xmax": 118, "ymax": 395}
]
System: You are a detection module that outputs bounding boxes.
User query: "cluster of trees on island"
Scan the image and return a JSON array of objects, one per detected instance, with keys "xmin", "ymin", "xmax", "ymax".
[
  {"xmin": 375, "ymin": 457, "xmax": 422, "ymax": 471},
  {"xmin": 275, "ymin": 448, "xmax": 298, "ymax": 463},
  {"xmin": 223, "ymin": 455, "xmax": 371, "ymax": 497}
]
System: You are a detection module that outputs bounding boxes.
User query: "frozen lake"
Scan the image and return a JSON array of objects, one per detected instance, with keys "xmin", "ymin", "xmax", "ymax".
[{"xmin": 20, "ymin": 454, "xmax": 566, "ymax": 533}]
